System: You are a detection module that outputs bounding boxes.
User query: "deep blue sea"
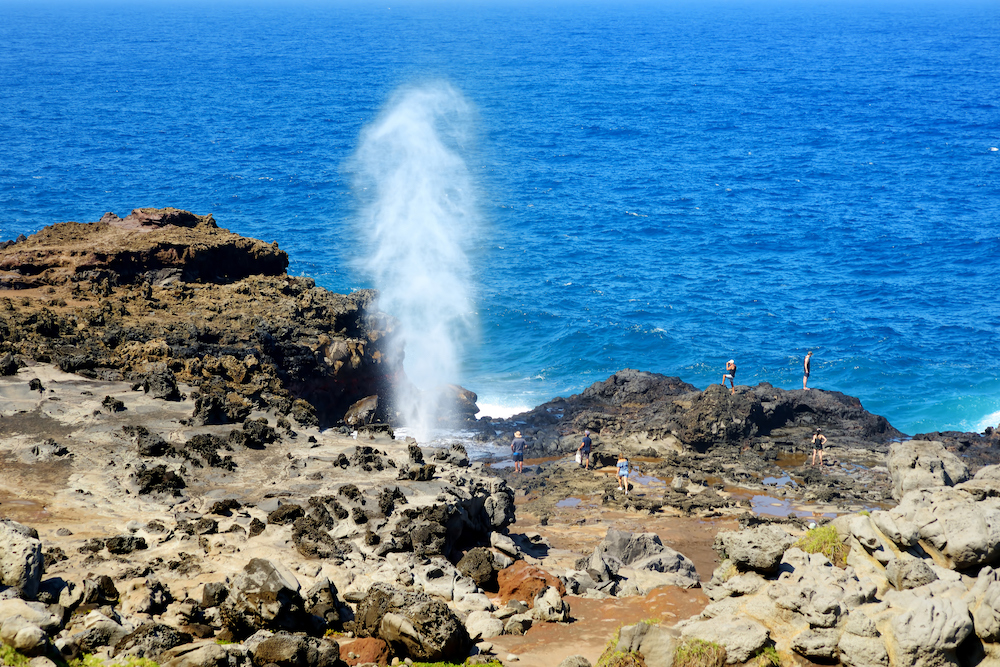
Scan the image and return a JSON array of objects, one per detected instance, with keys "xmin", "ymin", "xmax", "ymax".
[{"xmin": 1, "ymin": 0, "xmax": 998, "ymax": 436}]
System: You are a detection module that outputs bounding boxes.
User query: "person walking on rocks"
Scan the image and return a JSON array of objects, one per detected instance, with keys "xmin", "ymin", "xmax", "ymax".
[
  {"xmin": 578, "ymin": 430, "xmax": 592, "ymax": 470},
  {"xmin": 616, "ymin": 452, "xmax": 630, "ymax": 494},
  {"xmin": 803, "ymin": 351, "xmax": 813, "ymax": 391},
  {"xmin": 511, "ymin": 431, "xmax": 527, "ymax": 473},
  {"xmin": 811, "ymin": 428, "xmax": 827, "ymax": 466},
  {"xmin": 723, "ymin": 359, "xmax": 737, "ymax": 395}
]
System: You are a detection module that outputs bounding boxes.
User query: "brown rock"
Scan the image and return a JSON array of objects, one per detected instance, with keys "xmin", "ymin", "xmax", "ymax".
[
  {"xmin": 497, "ymin": 561, "xmax": 566, "ymax": 608},
  {"xmin": 340, "ymin": 637, "xmax": 391, "ymax": 666}
]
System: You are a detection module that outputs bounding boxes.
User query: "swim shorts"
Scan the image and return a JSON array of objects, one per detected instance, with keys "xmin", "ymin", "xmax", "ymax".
[{"xmin": 513, "ymin": 453, "xmax": 524, "ymax": 461}]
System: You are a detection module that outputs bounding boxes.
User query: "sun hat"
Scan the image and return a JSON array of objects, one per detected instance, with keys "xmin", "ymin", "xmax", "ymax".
[{"xmin": 515, "ymin": 431, "xmax": 521, "ymax": 437}]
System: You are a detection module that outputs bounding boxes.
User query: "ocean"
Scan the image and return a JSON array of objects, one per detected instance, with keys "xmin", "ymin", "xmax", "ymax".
[{"xmin": 1, "ymin": 0, "xmax": 998, "ymax": 437}]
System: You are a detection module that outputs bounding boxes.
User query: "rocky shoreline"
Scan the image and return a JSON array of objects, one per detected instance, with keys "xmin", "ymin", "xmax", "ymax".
[{"xmin": 0, "ymin": 210, "xmax": 997, "ymax": 667}]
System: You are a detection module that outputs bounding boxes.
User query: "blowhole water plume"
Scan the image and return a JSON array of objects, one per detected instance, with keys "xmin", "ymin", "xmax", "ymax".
[{"xmin": 350, "ymin": 82, "xmax": 479, "ymax": 442}]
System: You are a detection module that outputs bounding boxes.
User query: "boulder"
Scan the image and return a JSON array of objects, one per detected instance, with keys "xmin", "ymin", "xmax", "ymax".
[
  {"xmin": 465, "ymin": 610, "xmax": 504, "ymax": 641},
  {"xmin": 888, "ymin": 440, "xmax": 969, "ymax": 501},
  {"xmin": 218, "ymin": 558, "xmax": 306, "ymax": 638},
  {"xmin": 616, "ymin": 622, "xmax": 679, "ymax": 667},
  {"xmin": 340, "ymin": 637, "xmax": 390, "ymax": 666},
  {"xmin": 457, "ymin": 547, "xmax": 501, "ymax": 590},
  {"xmin": 886, "ymin": 558, "xmax": 938, "ymax": 590},
  {"xmin": 161, "ymin": 639, "xmax": 231, "ymax": 667},
  {"xmin": 680, "ymin": 616, "xmax": 769, "ymax": 664},
  {"xmin": 714, "ymin": 524, "xmax": 795, "ymax": 574},
  {"xmin": 532, "ymin": 586, "xmax": 570, "ymax": 622},
  {"xmin": 249, "ymin": 632, "xmax": 341, "ymax": 667},
  {"xmin": 887, "ymin": 487, "xmax": 1000, "ymax": 569},
  {"xmin": 497, "ymin": 561, "xmax": 565, "ymax": 608},
  {"xmin": 888, "ymin": 596, "xmax": 972, "ymax": 667},
  {"xmin": 0, "ymin": 520, "xmax": 44, "ymax": 599},
  {"xmin": 112, "ymin": 623, "xmax": 192, "ymax": 660},
  {"xmin": 352, "ymin": 583, "xmax": 470, "ymax": 661}
]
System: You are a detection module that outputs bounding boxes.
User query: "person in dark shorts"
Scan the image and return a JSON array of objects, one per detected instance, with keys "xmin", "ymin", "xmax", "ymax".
[
  {"xmin": 577, "ymin": 430, "xmax": 592, "ymax": 470},
  {"xmin": 723, "ymin": 359, "xmax": 737, "ymax": 395},
  {"xmin": 811, "ymin": 428, "xmax": 827, "ymax": 466},
  {"xmin": 511, "ymin": 431, "xmax": 526, "ymax": 473},
  {"xmin": 803, "ymin": 351, "xmax": 813, "ymax": 391}
]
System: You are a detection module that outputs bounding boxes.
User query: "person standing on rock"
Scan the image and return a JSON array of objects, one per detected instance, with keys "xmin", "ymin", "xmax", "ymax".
[
  {"xmin": 811, "ymin": 428, "xmax": 827, "ymax": 466},
  {"xmin": 803, "ymin": 351, "xmax": 813, "ymax": 391},
  {"xmin": 616, "ymin": 452, "xmax": 630, "ymax": 494},
  {"xmin": 723, "ymin": 359, "xmax": 737, "ymax": 395},
  {"xmin": 511, "ymin": 431, "xmax": 527, "ymax": 473},
  {"xmin": 578, "ymin": 430, "xmax": 592, "ymax": 470}
]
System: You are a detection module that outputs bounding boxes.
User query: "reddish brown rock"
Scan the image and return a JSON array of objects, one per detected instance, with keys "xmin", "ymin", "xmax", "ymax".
[
  {"xmin": 497, "ymin": 560, "xmax": 566, "ymax": 608},
  {"xmin": 340, "ymin": 637, "xmax": 391, "ymax": 666}
]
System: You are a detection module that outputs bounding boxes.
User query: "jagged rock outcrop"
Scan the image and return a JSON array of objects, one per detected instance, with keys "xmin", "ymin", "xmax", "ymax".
[{"xmin": 0, "ymin": 208, "xmax": 402, "ymax": 425}]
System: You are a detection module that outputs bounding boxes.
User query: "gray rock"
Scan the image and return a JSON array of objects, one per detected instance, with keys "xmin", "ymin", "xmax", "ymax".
[
  {"xmin": 556, "ymin": 656, "xmax": 592, "ymax": 667},
  {"xmin": 889, "ymin": 487, "xmax": 1000, "ymax": 569},
  {"xmin": 598, "ymin": 528, "xmax": 667, "ymax": 565},
  {"xmin": 112, "ymin": 623, "xmax": 192, "ymax": 660},
  {"xmin": 886, "ymin": 558, "xmax": 938, "ymax": 590},
  {"xmin": 792, "ymin": 628, "xmax": 840, "ymax": 660},
  {"xmin": 218, "ymin": 558, "xmax": 306, "ymax": 638},
  {"xmin": 890, "ymin": 596, "xmax": 972, "ymax": 667},
  {"xmin": 972, "ymin": 570, "xmax": 1000, "ymax": 641},
  {"xmin": 532, "ymin": 586, "xmax": 569, "ymax": 622},
  {"xmin": 714, "ymin": 525, "xmax": 795, "ymax": 574},
  {"xmin": 838, "ymin": 631, "xmax": 889, "ymax": 667},
  {"xmin": 870, "ymin": 510, "xmax": 919, "ymax": 548},
  {"xmin": 681, "ymin": 616, "xmax": 769, "ymax": 663},
  {"xmin": 0, "ymin": 520, "xmax": 43, "ymax": 599},
  {"xmin": 249, "ymin": 632, "xmax": 340, "ymax": 667},
  {"xmin": 71, "ymin": 610, "xmax": 129, "ymax": 654},
  {"xmin": 490, "ymin": 532, "xmax": 521, "ymax": 559},
  {"xmin": 465, "ymin": 610, "xmax": 504, "ymax": 641},
  {"xmin": 503, "ymin": 613, "xmax": 532, "ymax": 636},
  {"xmin": 161, "ymin": 639, "xmax": 231, "ymax": 667},
  {"xmin": 888, "ymin": 440, "xmax": 969, "ymax": 501},
  {"xmin": 0, "ymin": 615, "xmax": 48, "ymax": 656},
  {"xmin": 0, "ymin": 599, "xmax": 63, "ymax": 634},
  {"xmin": 617, "ymin": 622, "xmax": 678, "ymax": 667}
]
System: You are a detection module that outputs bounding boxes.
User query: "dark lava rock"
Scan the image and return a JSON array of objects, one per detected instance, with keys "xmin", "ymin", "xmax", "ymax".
[
  {"xmin": 351, "ymin": 583, "xmax": 471, "ymax": 662},
  {"xmin": 112, "ymin": 623, "xmax": 192, "ymax": 659},
  {"xmin": 268, "ymin": 504, "xmax": 305, "ymax": 526},
  {"xmin": 209, "ymin": 498, "xmax": 242, "ymax": 516},
  {"xmin": 133, "ymin": 464, "xmax": 186, "ymax": 496},
  {"xmin": 136, "ymin": 368, "xmax": 181, "ymax": 401},
  {"xmin": 249, "ymin": 517, "xmax": 266, "ymax": 537},
  {"xmin": 230, "ymin": 418, "xmax": 279, "ymax": 449},
  {"xmin": 106, "ymin": 535, "xmax": 148, "ymax": 555},
  {"xmin": 202, "ymin": 582, "xmax": 229, "ymax": 608},
  {"xmin": 102, "ymin": 395, "xmax": 126, "ymax": 412},
  {"xmin": 457, "ymin": 547, "xmax": 500, "ymax": 590}
]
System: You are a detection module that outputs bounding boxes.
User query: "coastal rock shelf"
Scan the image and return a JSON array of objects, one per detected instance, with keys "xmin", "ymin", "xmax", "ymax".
[{"xmin": 1, "ymin": 211, "xmax": 999, "ymax": 667}]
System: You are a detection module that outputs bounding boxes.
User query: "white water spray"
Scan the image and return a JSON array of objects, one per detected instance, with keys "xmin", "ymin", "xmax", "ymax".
[{"xmin": 350, "ymin": 82, "xmax": 479, "ymax": 441}]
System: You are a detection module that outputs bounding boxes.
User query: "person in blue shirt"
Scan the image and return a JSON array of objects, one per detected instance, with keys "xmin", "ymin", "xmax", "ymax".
[
  {"xmin": 511, "ymin": 431, "xmax": 526, "ymax": 473},
  {"xmin": 616, "ymin": 452, "xmax": 630, "ymax": 494}
]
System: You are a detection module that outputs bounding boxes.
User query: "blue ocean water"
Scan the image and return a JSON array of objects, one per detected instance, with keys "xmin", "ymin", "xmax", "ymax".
[{"xmin": 1, "ymin": 1, "xmax": 998, "ymax": 435}]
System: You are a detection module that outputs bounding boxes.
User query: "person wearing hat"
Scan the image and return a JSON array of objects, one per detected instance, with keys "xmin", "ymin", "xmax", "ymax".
[
  {"xmin": 723, "ymin": 359, "xmax": 737, "ymax": 395},
  {"xmin": 511, "ymin": 431, "xmax": 527, "ymax": 473},
  {"xmin": 811, "ymin": 428, "xmax": 827, "ymax": 466},
  {"xmin": 577, "ymin": 430, "xmax": 592, "ymax": 470}
]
